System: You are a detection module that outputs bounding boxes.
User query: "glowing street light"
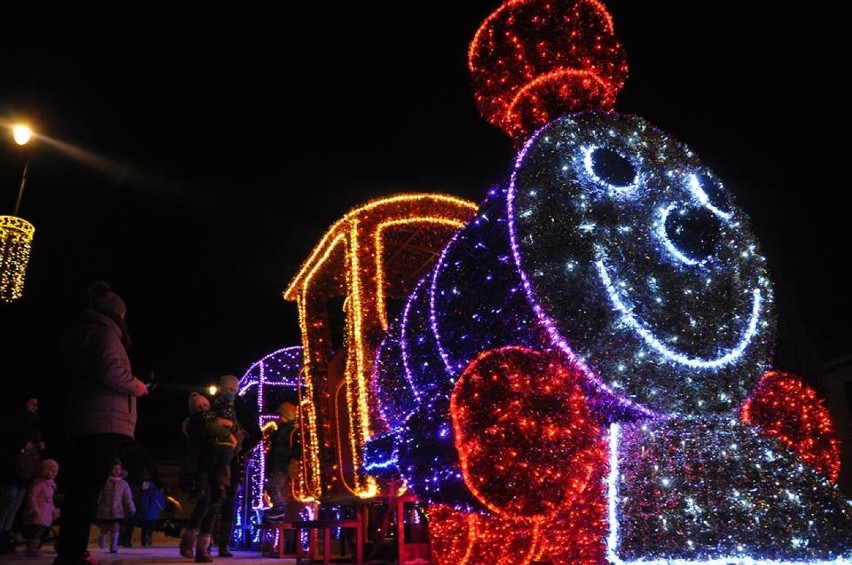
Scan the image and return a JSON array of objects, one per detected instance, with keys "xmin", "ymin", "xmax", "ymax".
[
  {"xmin": 12, "ymin": 124, "xmax": 32, "ymax": 146},
  {"xmin": 1, "ymin": 122, "xmax": 36, "ymax": 302},
  {"xmin": 12, "ymin": 124, "xmax": 33, "ymax": 216}
]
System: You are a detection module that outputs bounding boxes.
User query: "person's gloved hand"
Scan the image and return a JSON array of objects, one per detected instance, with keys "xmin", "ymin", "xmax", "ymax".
[{"xmin": 133, "ymin": 378, "xmax": 149, "ymax": 397}]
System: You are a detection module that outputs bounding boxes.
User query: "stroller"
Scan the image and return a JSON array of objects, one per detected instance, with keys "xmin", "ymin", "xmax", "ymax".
[{"xmin": 12, "ymin": 492, "xmax": 61, "ymax": 554}]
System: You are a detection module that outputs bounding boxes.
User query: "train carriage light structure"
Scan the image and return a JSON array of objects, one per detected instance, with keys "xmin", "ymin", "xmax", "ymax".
[{"xmin": 282, "ymin": 193, "xmax": 478, "ymax": 502}]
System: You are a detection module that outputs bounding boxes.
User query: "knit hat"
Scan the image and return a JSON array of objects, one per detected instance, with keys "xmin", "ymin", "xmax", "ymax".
[
  {"xmin": 188, "ymin": 392, "xmax": 210, "ymax": 414},
  {"xmin": 41, "ymin": 459, "xmax": 59, "ymax": 477},
  {"xmin": 88, "ymin": 280, "xmax": 127, "ymax": 318},
  {"xmin": 278, "ymin": 401, "xmax": 298, "ymax": 422},
  {"xmin": 219, "ymin": 374, "xmax": 240, "ymax": 390}
]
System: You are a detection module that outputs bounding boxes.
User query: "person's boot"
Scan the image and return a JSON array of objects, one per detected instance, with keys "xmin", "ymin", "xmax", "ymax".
[
  {"xmin": 217, "ymin": 543, "xmax": 233, "ymax": 558},
  {"xmin": 142, "ymin": 532, "xmax": 152, "ymax": 546},
  {"xmin": 109, "ymin": 527, "xmax": 119, "ymax": 553},
  {"xmin": 25, "ymin": 538, "xmax": 40, "ymax": 557},
  {"xmin": 216, "ymin": 519, "xmax": 233, "ymax": 557},
  {"xmin": 180, "ymin": 528, "xmax": 198, "ymax": 559},
  {"xmin": 118, "ymin": 530, "xmax": 132, "ymax": 548},
  {"xmin": 195, "ymin": 534, "xmax": 213, "ymax": 563},
  {"xmin": 97, "ymin": 533, "xmax": 108, "ymax": 550}
]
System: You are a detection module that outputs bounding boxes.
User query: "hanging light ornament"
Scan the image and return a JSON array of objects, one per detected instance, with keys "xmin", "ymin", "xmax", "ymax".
[{"xmin": 0, "ymin": 123, "xmax": 35, "ymax": 303}]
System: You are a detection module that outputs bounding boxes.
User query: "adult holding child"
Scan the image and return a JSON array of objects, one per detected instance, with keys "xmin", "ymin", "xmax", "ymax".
[
  {"xmin": 210, "ymin": 374, "xmax": 261, "ymax": 558},
  {"xmin": 179, "ymin": 391, "xmax": 238, "ymax": 563}
]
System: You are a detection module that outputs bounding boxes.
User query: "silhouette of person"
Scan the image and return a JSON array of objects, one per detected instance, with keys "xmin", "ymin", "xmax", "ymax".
[{"xmin": 53, "ymin": 281, "xmax": 148, "ymax": 565}]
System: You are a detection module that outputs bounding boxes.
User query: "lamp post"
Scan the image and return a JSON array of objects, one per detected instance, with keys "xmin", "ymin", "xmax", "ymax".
[
  {"xmin": 0, "ymin": 123, "xmax": 36, "ymax": 302},
  {"xmin": 12, "ymin": 124, "xmax": 32, "ymax": 216}
]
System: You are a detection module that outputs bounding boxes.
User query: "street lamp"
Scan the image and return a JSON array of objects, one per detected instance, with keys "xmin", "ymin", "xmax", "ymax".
[
  {"xmin": 12, "ymin": 124, "xmax": 32, "ymax": 216},
  {"xmin": 0, "ymin": 123, "xmax": 36, "ymax": 302}
]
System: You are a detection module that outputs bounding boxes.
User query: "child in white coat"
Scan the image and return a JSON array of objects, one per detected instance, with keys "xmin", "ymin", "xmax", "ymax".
[{"xmin": 95, "ymin": 459, "xmax": 135, "ymax": 553}]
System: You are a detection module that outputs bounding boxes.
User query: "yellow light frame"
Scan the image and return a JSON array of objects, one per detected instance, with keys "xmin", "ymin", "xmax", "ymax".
[{"xmin": 283, "ymin": 193, "xmax": 477, "ymax": 500}]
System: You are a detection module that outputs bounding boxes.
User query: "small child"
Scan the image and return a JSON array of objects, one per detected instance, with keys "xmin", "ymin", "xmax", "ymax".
[
  {"xmin": 20, "ymin": 459, "xmax": 60, "ymax": 557},
  {"xmin": 138, "ymin": 480, "xmax": 166, "ymax": 546},
  {"xmin": 95, "ymin": 459, "xmax": 135, "ymax": 553},
  {"xmin": 264, "ymin": 401, "xmax": 301, "ymax": 522}
]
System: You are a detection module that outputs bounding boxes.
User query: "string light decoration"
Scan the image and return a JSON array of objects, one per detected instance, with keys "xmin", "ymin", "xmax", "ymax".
[
  {"xmin": 232, "ymin": 346, "xmax": 313, "ymax": 548},
  {"xmin": 369, "ymin": 111, "xmax": 776, "ymax": 500},
  {"xmin": 469, "ymin": 0, "xmax": 628, "ymax": 145},
  {"xmin": 742, "ymin": 370, "xmax": 841, "ymax": 483},
  {"xmin": 452, "ymin": 346, "xmax": 604, "ymax": 519},
  {"xmin": 1, "ymin": 123, "xmax": 35, "ymax": 302},
  {"xmin": 282, "ymin": 193, "xmax": 477, "ymax": 502},
  {"xmin": 607, "ymin": 419, "xmax": 852, "ymax": 564},
  {"xmin": 360, "ymin": 0, "xmax": 852, "ymax": 563},
  {"xmin": 0, "ymin": 215, "xmax": 34, "ymax": 302},
  {"xmin": 427, "ymin": 504, "xmax": 543, "ymax": 565}
]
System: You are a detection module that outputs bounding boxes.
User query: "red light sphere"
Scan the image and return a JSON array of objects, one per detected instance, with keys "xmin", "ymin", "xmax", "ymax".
[{"xmin": 469, "ymin": 0, "xmax": 629, "ymax": 145}]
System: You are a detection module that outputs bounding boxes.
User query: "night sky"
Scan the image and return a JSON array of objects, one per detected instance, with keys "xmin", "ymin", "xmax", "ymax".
[{"xmin": 0, "ymin": 2, "xmax": 846, "ymax": 458}]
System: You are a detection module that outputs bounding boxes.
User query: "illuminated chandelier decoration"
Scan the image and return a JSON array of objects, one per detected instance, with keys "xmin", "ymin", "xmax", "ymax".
[
  {"xmin": 363, "ymin": 0, "xmax": 852, "ymax": 564},
  {"xmin": 0, "ymin": 123, "xmax": 35, "ymax": 303},
  {"xmin": 0, "ymin": 215, "xmax": 34, "ymax": 302}
]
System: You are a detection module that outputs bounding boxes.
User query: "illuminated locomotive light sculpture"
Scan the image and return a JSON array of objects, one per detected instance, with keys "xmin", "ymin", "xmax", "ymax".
[{"xmin": 365, "ymin": 1, "xmax": 852, "ymax": 563}]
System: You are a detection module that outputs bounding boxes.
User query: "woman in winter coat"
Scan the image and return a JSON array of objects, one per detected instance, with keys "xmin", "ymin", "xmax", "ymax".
[
  {"xmin": 20, "ymin": 459, "xmax": 60, "ymax": 557},
  {"xmin": 54, "ymin": 281, "xmax": 149, "ymax": 565}
]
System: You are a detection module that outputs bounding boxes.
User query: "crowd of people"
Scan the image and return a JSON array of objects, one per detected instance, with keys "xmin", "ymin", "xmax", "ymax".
[{"xmin": 2, "ymin": 281, "xmax": 301, "ymax": 565}]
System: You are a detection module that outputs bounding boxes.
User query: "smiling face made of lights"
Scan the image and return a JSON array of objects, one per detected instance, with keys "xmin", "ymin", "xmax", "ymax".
[
  {"xmin": 369, "ymin": 109, "xmax": 775, "ymax": 506},
  {"xmin": 509, "ymin": 110, "xmax": 774, "ymax": 417}
]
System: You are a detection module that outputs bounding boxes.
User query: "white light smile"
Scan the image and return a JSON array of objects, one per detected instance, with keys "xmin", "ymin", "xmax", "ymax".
[{"xmin": 596, "ymin": 259, "xmax": 761, "ymax": 368}]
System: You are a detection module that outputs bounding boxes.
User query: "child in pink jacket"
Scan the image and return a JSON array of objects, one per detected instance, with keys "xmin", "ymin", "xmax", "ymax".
[{"xmin": 21, "ymin": 459, "xmax": 60, "ymax": 557}]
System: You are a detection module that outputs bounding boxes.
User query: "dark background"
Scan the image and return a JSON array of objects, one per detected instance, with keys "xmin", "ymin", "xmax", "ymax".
[{"xmin": 0, "ymin": 2, "xmax": 846, "ymax": 459}]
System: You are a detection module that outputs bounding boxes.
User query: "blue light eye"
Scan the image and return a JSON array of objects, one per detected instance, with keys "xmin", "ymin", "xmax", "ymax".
[{"xmin": 585, "ymin": 146, "xmax": 637, "ymax": 189}]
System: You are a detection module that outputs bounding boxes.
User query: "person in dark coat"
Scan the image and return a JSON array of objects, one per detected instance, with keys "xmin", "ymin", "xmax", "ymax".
[
  {"xmin": 211, "ymin": 374, "xmax": 261, "ymax": 557},
  {"xmin": 179, "ymin": 392, "xmax": 237, "ymax": 563},
  {"xmin": 117, "ymin": 440, "xmax": 161, "ymax": 547},
  {"xmin": 52, "ymin": 281, "xmax": 149, "ymax": 565},
  {"xmin": 0, "ymin": 393, "xmax": 45, "ymax": 554}
]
